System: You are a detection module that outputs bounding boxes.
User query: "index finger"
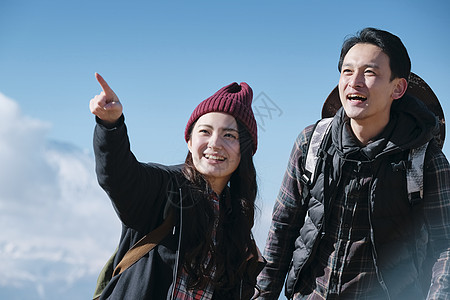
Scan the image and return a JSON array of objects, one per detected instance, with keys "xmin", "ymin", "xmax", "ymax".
[{"xmin": 95, "ymin": 72, "xmax": 115, "ymax": 96}]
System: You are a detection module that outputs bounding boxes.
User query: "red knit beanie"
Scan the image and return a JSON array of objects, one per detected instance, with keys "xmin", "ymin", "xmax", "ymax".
[{"xmin": 185, "ymin": 82, "xmax": 258, "ymax": 154}]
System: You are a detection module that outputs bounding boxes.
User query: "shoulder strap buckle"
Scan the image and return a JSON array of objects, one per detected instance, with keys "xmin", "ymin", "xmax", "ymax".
[{"xmin": 406, "ymin": 141, "xmax": 430, "ymax": 204}]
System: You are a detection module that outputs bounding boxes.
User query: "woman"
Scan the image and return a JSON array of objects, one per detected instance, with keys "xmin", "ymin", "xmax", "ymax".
[{"xmin": 90, "ymin": 73, "xmax": 264, "ymax": 299}]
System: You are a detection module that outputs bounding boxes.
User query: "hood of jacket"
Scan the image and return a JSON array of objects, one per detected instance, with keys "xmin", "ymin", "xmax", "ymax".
[{"xmin": 331, "ymin": 94, "xmax": 439, "ymax": 160}]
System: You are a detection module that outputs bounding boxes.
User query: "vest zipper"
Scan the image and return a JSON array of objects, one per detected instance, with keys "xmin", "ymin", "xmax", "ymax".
[{"xmin": 367, "ymin": 177, "xmax": 391, "ymax": 300}]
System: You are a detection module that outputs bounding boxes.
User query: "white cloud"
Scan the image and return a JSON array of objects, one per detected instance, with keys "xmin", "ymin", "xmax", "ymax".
[{"xmin": 0, "ymin": 92, "xmax": 121, "ymax": 299}]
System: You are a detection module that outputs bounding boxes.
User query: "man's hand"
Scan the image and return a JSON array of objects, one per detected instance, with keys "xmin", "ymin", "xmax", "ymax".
[{"xmin": 90, "ymin": 73, "xmax": 123, "ymax": 124}]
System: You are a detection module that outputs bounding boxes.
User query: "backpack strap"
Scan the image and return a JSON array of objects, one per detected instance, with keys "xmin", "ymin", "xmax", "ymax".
[
  {"xmin": 407, "ymin": 141, "xmax": 432, "ymax": 296},
  {"xmin": 92, "ymin": 211, "xmax": 175, "ymax": 300},
  {"xmin": 112, "ymin": 210, "xmax": 175, "ymax": 277},
  {"xmin": 301, "ymin": 118, "xmax": 333, "ymax": 186},
  {"xmin": 407, "ymin": 141, "xmax": 429, "ymax": 205}
]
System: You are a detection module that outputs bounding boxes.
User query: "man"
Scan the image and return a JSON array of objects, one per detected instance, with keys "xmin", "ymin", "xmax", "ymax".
[{"xmin": 257, "ymin": 28, "xmax": 450, "ymax": 299}]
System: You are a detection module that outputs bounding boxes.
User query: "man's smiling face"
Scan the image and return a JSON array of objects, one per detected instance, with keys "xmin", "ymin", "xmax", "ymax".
[{"xmin": 338, "ymin": 43, "xmax": 406, "ymax": 127}]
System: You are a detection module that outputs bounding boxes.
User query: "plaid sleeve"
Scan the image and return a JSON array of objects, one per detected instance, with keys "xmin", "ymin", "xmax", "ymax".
[
  {"xmin": 423, "ymin": 142, "xmax": 450, "ymax": 299},
  {"xmin": 257, "ymin": 125, "xmax": 314, "ymax": 299}
]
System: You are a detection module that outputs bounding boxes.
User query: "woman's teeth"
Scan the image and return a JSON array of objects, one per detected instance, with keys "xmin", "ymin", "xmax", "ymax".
[{"xmin": 205, "ymin": 154, "xmax": 225, "ymax": 161}]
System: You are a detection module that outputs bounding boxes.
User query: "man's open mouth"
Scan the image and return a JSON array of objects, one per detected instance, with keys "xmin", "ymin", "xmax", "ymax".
[{"xmin": 347, "ymin": 94, "xmax": 367, "ymax": 101}]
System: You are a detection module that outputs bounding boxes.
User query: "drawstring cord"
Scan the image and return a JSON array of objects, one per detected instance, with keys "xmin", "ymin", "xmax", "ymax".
[{"xmin": 170, "ymin": 187, "xmax": 183, "ymax": 300}]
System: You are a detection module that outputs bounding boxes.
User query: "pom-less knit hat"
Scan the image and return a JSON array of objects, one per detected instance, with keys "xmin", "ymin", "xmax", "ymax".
[{"xmin": 185, "ymin": 82, "xmax": 258, "ymax": 154}]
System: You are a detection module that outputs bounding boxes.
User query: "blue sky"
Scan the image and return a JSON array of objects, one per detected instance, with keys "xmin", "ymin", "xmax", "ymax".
[{"xmin": 0, "ymin": 0, "xmax": 449, "ymax": 299}]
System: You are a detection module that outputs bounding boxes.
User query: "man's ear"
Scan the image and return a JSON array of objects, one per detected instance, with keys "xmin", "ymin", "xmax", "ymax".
[{"xmin": 392, "ymin": 77, "xmax": 408, "ymax": 100}]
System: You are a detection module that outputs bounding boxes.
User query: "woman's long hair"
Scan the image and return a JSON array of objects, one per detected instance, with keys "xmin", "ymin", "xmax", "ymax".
[{"xmin": 181, "ymin": 119, "xmax": 259, "ymax": 298}]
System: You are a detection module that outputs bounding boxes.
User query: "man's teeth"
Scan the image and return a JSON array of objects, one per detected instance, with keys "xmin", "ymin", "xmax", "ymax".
[
  {"xmin": 205, "ymin": 154, "xmax": 225, "ymax": 161},
  {"xmin": 348, "ymin": 94, "xmax": 367, "ymax": 101}
]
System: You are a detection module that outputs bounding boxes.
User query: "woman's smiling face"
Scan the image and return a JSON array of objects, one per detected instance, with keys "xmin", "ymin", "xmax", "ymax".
[{"xmin": 187, "ymin": 112, "xmax": 241, "ymax": 193}]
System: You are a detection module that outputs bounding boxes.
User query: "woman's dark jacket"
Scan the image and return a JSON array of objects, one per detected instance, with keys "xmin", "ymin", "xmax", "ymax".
[{"xmin": 93, "ymin": 116, "xmax": 262, "ymax": 299}]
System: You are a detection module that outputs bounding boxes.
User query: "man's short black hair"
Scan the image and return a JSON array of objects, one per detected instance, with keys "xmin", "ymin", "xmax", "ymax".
[{"xmin": 338, "ymin": 27, "xmax": 411, "ymax": 81}]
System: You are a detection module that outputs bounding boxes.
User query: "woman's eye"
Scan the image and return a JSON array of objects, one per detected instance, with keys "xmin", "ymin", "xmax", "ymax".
[{"xmin": 224, "ymin": 133, "xmax": 238, "ymax": 139}]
